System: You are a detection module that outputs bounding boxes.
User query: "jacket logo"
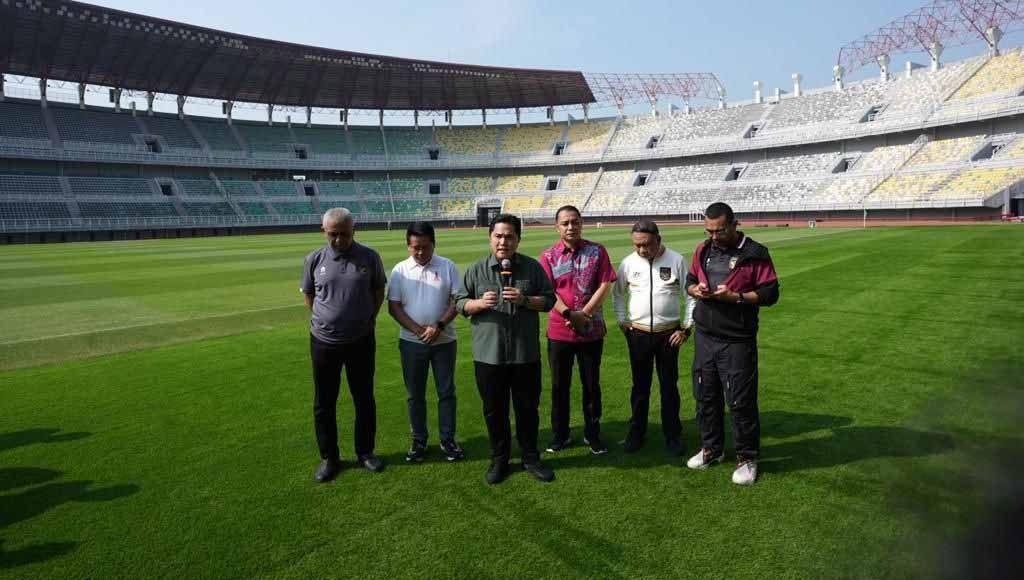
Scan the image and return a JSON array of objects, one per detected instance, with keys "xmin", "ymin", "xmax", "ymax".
[
  {"xmin": 358, "ymin": 265, "xmax": 368, "ymax": 274},
  {"xmin": 319, "ymin": 266, "xmax": 326, "ymax": 274},
  {"xmin": 729, "ymin": 257, "xmax": 738, "ymax": 270},
  {"xmin": 659, "ymin": 267, "xmax": 672, "ymax": 281}
]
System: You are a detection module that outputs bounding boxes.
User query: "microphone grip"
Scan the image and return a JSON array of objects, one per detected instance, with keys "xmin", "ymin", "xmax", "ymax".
[{"xmin": 500, "ymin": 271, "xmax": 514, "ymax": 314}]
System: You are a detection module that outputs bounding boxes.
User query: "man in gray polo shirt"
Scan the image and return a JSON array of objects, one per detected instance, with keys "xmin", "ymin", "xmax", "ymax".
[{"xmin": 301, "ymin": 207, "xmax": 387, "ymax": 482}]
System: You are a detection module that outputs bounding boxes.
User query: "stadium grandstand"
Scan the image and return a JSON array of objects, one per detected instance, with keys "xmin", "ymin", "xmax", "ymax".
[{"xmin": 1, "ymin": 0, "xmax": 1024, "ymax": 242}]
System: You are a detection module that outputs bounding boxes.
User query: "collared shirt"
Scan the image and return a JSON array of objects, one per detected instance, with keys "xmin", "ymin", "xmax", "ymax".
[
  {"xmin": 613, "ymin": 246, "xmax": 695, "ymax": 331},
  {"xmin": 539, "ymin": 239, "xmax": 617, "ymax": 343},
  {"xmin": 387, "ymin": 254, "xmax": 461, "ymax": 345},
  {"xmin": 301, "ymin": 241, "xmax": 387, "ymax": 344},
  {"xmin": 455, "ymin": 252, "xmax": 556, "ymax": 365}
]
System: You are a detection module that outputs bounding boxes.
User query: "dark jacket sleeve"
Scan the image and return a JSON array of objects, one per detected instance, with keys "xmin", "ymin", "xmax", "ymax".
[
  {"xmin": 685, "ymin": 242, "xmax": 703, "ymax": 287},
  {"xmin": 753, "ymin": 254, "xmax": 780, "ymax": 307}
]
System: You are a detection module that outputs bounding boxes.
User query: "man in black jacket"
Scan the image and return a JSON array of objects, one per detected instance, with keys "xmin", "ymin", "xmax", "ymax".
[{"xmin": 684, "ymin": 202, "xmax": 780, "ymax": 485}]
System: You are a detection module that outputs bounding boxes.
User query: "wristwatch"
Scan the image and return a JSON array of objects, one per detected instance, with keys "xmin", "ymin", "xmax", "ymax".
[
  {"xmin": 436, "ymin": 320, "xmax": 446, "ymax": 330},
  {"xmin": 736, "ymin": 292, "xmax": 745, "ymax": 304},
  {"xmin": 561, "ymin": 307, "xmax": 573, "ymax": 318}
]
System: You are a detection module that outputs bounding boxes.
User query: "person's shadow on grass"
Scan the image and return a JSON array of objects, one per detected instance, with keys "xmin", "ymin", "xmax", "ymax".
[
  {"xmin": 757, "ymin": 410, "xmax": 954, "ymax": 473},
  {"xmin": 0, "ymin": 428, "xmax": 90, "ymax": 453},
  {"xmin": 0, "ymin": 429, "xmax": 140, "ymax": 571}
]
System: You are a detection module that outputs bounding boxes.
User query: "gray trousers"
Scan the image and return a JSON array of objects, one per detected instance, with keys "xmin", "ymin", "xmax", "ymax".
[{"xmin": 398, "ymin": 339, "xmax": 458, "ymax": 442}]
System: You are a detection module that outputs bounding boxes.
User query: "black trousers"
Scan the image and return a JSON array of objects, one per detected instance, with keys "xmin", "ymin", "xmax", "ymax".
[
  {"xmin": 691, "ymin": 331, "xmax": 760, "ymax": 461},
  {"xmin": 473, "ymin": 361, "xmax": 542, "ymax": 464},
  {"xmin": 548, "ymin": 338, "xmax": 604, "ymax": 442},
  {"xmin": 310, "ymin": 333, "xmax": 376, "ymax": 460},
  {"xmin": 625, "ymin": 329, "xmax": 682, "ymax": 442}
]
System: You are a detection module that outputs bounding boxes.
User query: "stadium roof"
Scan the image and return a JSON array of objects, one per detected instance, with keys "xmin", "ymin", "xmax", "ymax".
[{"xmin": 0, "ymin": 0, "xmax": 596, "ymax": 110}]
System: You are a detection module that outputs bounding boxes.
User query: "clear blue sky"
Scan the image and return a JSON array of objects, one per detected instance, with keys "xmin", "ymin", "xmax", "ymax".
[{"xmin": 86, "ymin": 0, "xmax": 1023, "ymax": 116}]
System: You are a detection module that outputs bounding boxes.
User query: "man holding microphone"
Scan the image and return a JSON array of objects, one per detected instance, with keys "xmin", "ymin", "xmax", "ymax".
[{"xmin": 455, "ymin": 214, "xmax": 557, "ymax": 485}]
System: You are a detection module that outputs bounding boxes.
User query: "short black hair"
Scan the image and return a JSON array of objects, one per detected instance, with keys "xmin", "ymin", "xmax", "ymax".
[
  {"xmin": 489, "ymin": 213, "xmax": 522, "ymax": 238},
  {"xmin": 554, "ymin": 205, "xmax": 581, "ymax": 222},
  {"xmin": 631, "ymin": 219, "xmax": 660, "ymax": 238},
  {"xmin": 406, "ymin": 221, "xmax": 436, "ymax": 245},
  {"xmin": 705, "ymin": 202, "xmax": 736, "ymax": 223}
]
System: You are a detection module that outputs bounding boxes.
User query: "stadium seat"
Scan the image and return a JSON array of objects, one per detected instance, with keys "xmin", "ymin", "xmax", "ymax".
[
  {"xmin": 52, "ymin": 106, "xmax": 140, "ymax": 146},
  {"xmin": 0, "ymin": 175, "xmax": 64, "ymax": 196},
  {"xmin": 436, "ymin": 127, "xmax": 499, "ymax": 156},
  {"xmin": 500, "ymin": 125, "xmax": 562, "ymax": 154},
  {"xmin": 191, "ymin": 119, "xmax": 244, "ymax": 153},
  {"xmin": 259, "ymin": 181, "xmax": 301, "ymax": 196},
  {"xmin": 763, "ymin": 81, "xmax": 886, "ymax": 132},
  {"xmin": 448, "ymin": 176, "xmax": 493, "ymax": 194},
  {"xmin": 316, "ymin": 181, "xmax": 359, "ymax": 197},
  {"xmin": 220, "ymin": 180, "xmax": 260, "ymax": 196},
  {"xmin": 291, "ymin": 126, "xmax": 350, "ymax": 156},
  {"xmin": 904, "ymin": 136, "xmax": 985, "ymax": 167},
  {"xmin": 143, "ymin": 116, "xmax": 202, "ymax": 151},
  {"xmin": 496, "ymin": 175, "xmax": 544, "ymax": 193},
  {"xmin": 661, "ymin": 103, "xmax": 769, "ymax": 143},
  {"xmin": 67, "ymin": 177, "xmax": 154, "ymax": 197},
  {"xmin": 0, "ymin": 201, "xmax": 70, "ymax": 219},
  {"xmin": 565, "ymin": 121, "xmax": 614, "ymax": 152},
  {"xmin": 930, "ymin": 166, "xmax": 1024, "ymax": 200},
  {"xmin": 950, "ymin": 50, "xmax": 1024, "ymax": 101},
  {"xmin": 77, "ymin": 202, "xmax": 178, "ymax": 218},
  {"xmin": 387, "ymin": 129, "xmax": 433, "ymax": 156},
  {"xmin": 182, "ymin": 202, "xmax": 237, "ymax": 216},
  {"xmin": 0, "ymin": 101, "xmax": 51, "ymax": 141},
  {"xmin": 175, "ymin": 179, "xmax": 222, "ymax": 197}
]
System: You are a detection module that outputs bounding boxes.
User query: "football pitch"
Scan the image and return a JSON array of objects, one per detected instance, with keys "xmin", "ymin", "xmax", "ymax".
[{"xmin": 1, "ymin": 224, "xmax": 1022, "ymax": 579}]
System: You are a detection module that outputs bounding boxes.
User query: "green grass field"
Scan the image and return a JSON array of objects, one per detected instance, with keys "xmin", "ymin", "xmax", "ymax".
[{"xmin": 1, "ymin": 224, "xmax": 1022, "ymax": 579}]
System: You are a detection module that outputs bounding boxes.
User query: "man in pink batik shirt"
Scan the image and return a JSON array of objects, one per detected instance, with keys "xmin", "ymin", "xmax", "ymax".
[{"xmin": 539, "ymin": 205, "xmax": 617, "ymax": 455}]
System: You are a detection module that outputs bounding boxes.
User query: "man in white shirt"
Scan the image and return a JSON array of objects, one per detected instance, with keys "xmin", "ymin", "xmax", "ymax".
[
  {"xmin": 612, "ymin": 219, "xmax": 696, "ymax": 456},
  {"xmin": 388, "ymin": 222, "xmax": 465, "ymax": 463}
]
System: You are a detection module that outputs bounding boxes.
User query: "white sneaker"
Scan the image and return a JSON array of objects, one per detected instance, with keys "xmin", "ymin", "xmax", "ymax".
[
  {"xmin": 732, "ymin": 461, "xmax": 758, "ymax": 485},
  {"xmin": 686, "ymin": 449, "xmax": 725, "ymax": 470}
]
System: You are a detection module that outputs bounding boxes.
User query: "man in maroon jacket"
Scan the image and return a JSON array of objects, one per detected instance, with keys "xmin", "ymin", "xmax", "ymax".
[{"xmin": 684, "ymin": 202, "xmax": 780, "ymax": 485}]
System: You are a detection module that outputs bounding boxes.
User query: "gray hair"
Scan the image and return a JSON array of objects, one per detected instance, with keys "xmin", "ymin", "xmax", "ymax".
[{"xmin": 322, "ymin": 207, "xmax": 354, "ymax": 226}]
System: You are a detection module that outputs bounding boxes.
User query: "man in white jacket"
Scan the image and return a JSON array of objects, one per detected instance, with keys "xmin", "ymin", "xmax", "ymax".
[{"xmin": 612, "ymin": 219, "xmax": 696, "ymax": 455}]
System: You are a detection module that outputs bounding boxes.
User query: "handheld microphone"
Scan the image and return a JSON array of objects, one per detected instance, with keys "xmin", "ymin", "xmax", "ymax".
[
  {"xmin": 500, "ymin": 258, "xmax": 514, "ymax": 314},
  {"xmin": 500, "ymin": 258, "xmax": 513, "ymax": 287}
]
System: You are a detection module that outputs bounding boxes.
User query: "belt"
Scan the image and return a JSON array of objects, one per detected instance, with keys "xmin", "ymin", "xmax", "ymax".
[{"xmin": 629, "ymin": 321, "xmax": 681, "ymax": 334}]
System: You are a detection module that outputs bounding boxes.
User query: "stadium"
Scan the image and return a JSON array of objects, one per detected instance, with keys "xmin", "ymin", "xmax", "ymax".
[{"xmin": 1, "ymin": 0, "xmax": 1022, "ymax": 578}]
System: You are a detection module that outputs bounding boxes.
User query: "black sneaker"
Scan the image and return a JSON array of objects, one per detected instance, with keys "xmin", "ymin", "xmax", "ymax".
[
  {"xmin": 485, "ymin": 461, "xmax": 510, "ymax": 485},
  {"xmin": 313, "ymin": 458, "xmax": 341, "ymax": 483},
  {"xmin": 622, "ymin": 436, "xmax": 644, "ymax": 453},
  {"xmin": 665, "ymin": 438, "xmax": 684, "ymax": 457},
  {"xmin": 545, "ymin": 436, "xmax": 573, "ymax": 453},
  {"xmin": 405, "ymin": 439, "xmax": 428, "ymax": 463},
  {"xmin": 522, "ymin": 461, "xmax": 555, "ymax": 483},
  {"xmin": 439, "ymin": 438, "xmax": 465, "ymax": 462},
  {"xmin": 583, "ymin": 436, "xmax": 609, "ymax": 455}
]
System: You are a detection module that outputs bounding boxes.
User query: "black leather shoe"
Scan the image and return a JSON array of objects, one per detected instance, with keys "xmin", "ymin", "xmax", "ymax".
[
  {"xmin": 665, "ymin": 438, "xmax": 684, "ymax": 457},
  {"xmin": 485, "ymin": 461, "xmax": 510, "ymax": 485},
  {"xmin": 358, "ymin": 454, "xmax": 384, "ymax": 473},
  {"xmin": 313, "ymin": 459, "xmax": 341, "ymax": 483},
  {"xmin": 522, "ymin": 461, "xmax": 555, "ymax": 483},
  {"xmin": 405, "ymin": 439, "xmax": 428, "ymax": 463},
  {"xmin": 622, "ymin": 436, "xmax": 644, "ymax": 453}
]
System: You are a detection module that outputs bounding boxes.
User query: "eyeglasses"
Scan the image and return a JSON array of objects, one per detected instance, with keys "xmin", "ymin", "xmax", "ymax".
[{"xmin": 704, "ymin": 226, "xmax": 732, "ymax": 237}]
